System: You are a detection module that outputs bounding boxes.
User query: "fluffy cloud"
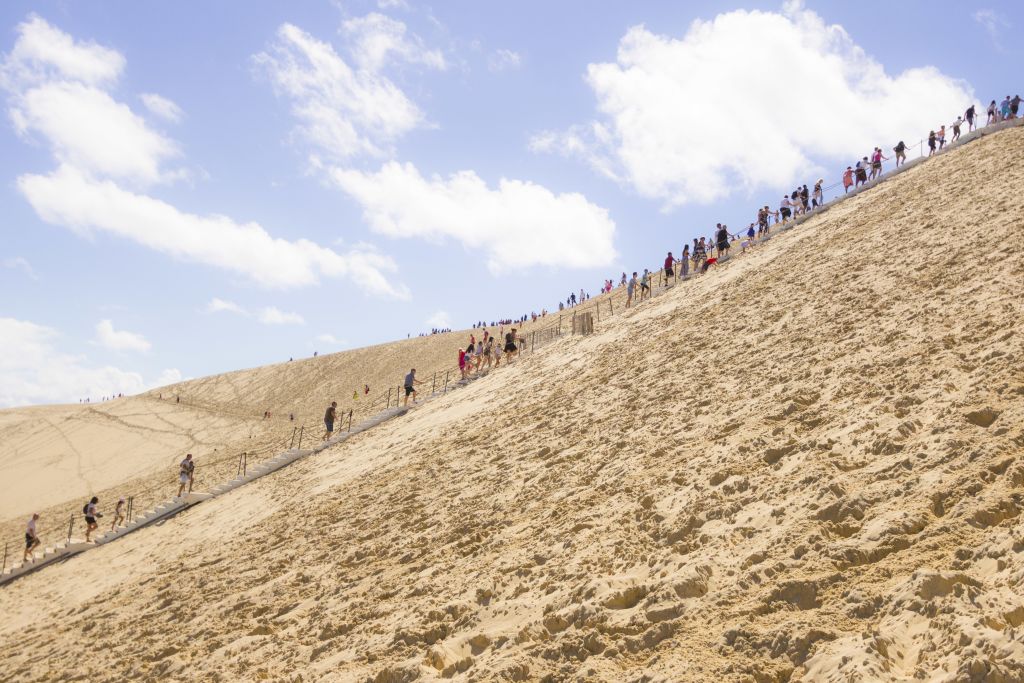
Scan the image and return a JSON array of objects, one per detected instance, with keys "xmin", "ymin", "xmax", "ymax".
[
  {"xmin": 258, "ymin": 307, "xmax": 305, "ymax": 325},
  {"xmin": 973, "ymin": 10, "xmax": 1010, "ymax": 51},
  {"xmin": 532, "ymin": 2, "xmax": 973, "ymax": 207},
  {"xmin": 488, "ymin": 49, "xmax": 521, "ymax": 72},
  {"xmin": 205, "ymin": 297, "xmax": 247, "ymax": 315},
  {"xmin": 330, "ymin": 161, "xmax": 616, "ymax": 272},
  {"xmin": 2, "ymin": 256, "xmax": 38, "ymax": 280},
  {"xmin": 18, "ymin": 164, "xmax": 408, "ymax": 295},
  {"xmin": 342, "ymin": 13, "xmax": 446, "ymax": 72},
  {"xmin": 254, "ymin": 22, "xmax": 428, "ymax": 160},
  {"xmin": 206, "ymin": 299, "xmax": 309, "ymax": 326},
  {"xmin": 4, "ymin": 16, "xmax": 405, "ymax": 297},
  {"xmin": 12, "ymin": 81, "xmax": 180, "ymax": 184},
  {"xmin": 315, "ymin": 333, "xmax": 346, "ymax": 345},
  {"xmin": 140, "ymin": 92, "xmax": 184, "ymax": 122},
  {"xmin": 94, "ymin": 319, "xmax": 151, "ymax": 352},
  {"xmin": 0, "ymin": 317, "xmax": 176, "ymax": 407},
  {"xmin": 425, "ymin": 310, "xmax": 451, "ymax": 329},
  {"xmin": 0, "ymin": 14, "xmax": 123, "ymax": 88}
]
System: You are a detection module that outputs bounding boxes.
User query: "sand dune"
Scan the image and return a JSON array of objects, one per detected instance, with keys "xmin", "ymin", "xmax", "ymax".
[{"xmin": 0, "ymin": 126, "xmax": 1022, "ymax": 681}]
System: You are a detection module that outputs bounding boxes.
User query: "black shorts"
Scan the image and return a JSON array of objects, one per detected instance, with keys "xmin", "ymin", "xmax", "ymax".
[
  {"xmin": 718, "ymin": 241, "xmax": 729, "ymax": 252},
  {"xmin": 404, "ymin": 385, "xmax": 413, "ymax": 396},
  {"xmin": 85, "ymin": 516, "xmax": 96, "ymax": 525},
  {"xmin": 324, "ymin": 420, "xmax": 334, "ymax": 432},
  {"xmin": 780, "ymin": 208, "xmax": 791, "ymax": 218},
  {"xmin": 504, "ymin": 342, "xmax": 517, "ymax": 353},
  {"xmin": 665, "ymin": 267, "xmax": 673, "ymax": 278},
  {"xmin": 641, "ymin": 283, "xmax": 650, "ymax": 291},
  {"xmin": 26, "ymin": 533, "xmax": 36, "ymax": 548}
]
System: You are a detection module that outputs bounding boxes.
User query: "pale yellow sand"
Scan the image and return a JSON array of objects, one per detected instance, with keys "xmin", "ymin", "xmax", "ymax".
[{"xmin": 0, "ymin": 127, "xmax": 1022, "ymax": 682}]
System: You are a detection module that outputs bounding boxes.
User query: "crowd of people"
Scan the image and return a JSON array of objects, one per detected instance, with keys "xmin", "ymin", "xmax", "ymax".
[
  {"xmin": 20, "ymin": 453, "xmax": 194, "ymax": 563},
  {"xmin": 18, "ymin": 95, "xmax": 1021, "ymax": 571}
]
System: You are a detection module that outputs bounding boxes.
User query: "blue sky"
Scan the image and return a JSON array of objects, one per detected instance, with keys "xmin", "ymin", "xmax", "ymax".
[{"xmin": 0, "ymin": 0, "xmax": 1020, "ymax": 406}]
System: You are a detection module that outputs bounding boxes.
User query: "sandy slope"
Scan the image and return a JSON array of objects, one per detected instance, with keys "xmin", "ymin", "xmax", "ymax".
[{"xmin": 0, "ymin": 127, "xmax": 1022, "ymax": 682}]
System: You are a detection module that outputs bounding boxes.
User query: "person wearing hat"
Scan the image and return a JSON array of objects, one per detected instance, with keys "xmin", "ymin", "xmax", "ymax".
[{"xmin": 111, "ymin": 498, "xmax": 126, "ymax": 531}]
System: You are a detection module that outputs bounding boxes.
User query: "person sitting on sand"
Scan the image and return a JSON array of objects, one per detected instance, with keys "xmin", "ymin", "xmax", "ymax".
[
  {"xmin": 110, "ymin": 498, "xmax": 125, "ymax": 531},
  {"xmin": 323, "ymin": 403, "xmax": 336, "ymax": 441},
  {"xmin": 403, "ymin": 369, "xmax": 423, "ymax": 406},
  {"xmin": 83, "ymin": 497, "xmax": 102, "ymax": 542},
  {"xmin": 177, "ymin": 454, "xmax": 195, "ymax": 498},
  {"xmin": 24, "ymin": 513, "xmax": 40, "ymax": 562}
]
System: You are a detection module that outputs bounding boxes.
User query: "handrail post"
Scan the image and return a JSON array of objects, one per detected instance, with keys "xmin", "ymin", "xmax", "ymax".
[
  {"xmin": 243, "ymin": 452, "xmax": 247, "ymax": 476},
  {"xmin": 289, "ymin": 427, "xmax": 296, "ymax": 449},
  {"xmin": 443, "ymin": 370, "xmax": 449, "ymax": 393},
  {"xmin": 348, "ymin": 409, "xmax": 353, "ymax": 432},
  {"xmin": 67, "ymin": 514, "xmax": 74, "ymax": 544},
  {"xmin": 386, "ymin": 387, "xmax": 392, "ymax": 409},
  {"xmin": 432, "ymin": 372, "xmax": 436, "ymax": 394},
  {"xmin": 2, "ymin": 542, "xmax": 7, "ymax": 574},
  {"xmin": 127, "ymin": 496, "xmax": 133, "ymax": 523},
  {"xmin": 297, "ymin": 426, "xmax": 304, "ymax": 450}
]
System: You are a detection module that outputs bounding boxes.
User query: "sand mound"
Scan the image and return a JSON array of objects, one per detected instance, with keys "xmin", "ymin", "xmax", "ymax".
[{"xmin": 0, "ymin": 127, "xmax": 1022, "ymax": 682}]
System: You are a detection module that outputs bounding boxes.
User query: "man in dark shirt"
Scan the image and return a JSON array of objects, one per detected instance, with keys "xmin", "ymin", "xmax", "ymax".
[
  {"xmin": 403, "ymin": 369, "xmax": 423, "ymax": 406},
  {"xmin": 323, "ymin": 402, "xmax": 337, "ymax": 441}
]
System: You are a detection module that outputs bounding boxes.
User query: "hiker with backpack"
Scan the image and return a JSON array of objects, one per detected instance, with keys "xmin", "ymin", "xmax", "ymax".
[
  {"xmin": 177, "ymin": 454, "xmax": 195, "ymax": 497},
  {"xmin": 83, "ymin": 497, "xmax": 102, "ymax": 542}
]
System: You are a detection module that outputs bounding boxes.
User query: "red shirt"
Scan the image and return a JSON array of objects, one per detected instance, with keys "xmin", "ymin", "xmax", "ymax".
[{"xmin": 664, "ymin": 256, "xmax": 674, "ymax": 269}]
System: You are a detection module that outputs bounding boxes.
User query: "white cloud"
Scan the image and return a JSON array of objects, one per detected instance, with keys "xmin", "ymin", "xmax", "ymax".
[
  {"xmin": 205, "ymin": 298, "xmax": 248, "ymax": 315},
  {"xmin": 488, "ymin": 49, "xmax": 521, "ymax": 72},
  {"xmin": 425, "ymin": 310, "xmax": 451, "ymax": 329},
  {"xmin": 973, "ymin": 10, "xmax": 1010, "ymax": 50},
  {"xmin": 18, "ymin": 164, "xmax": 409, "ymax": 296},
  {"xmin": 342, "ymin": 12, "xmax": 446, "ymax": 72},
  {"xmin": 377, "ymin": 0, "xmax": 409, "ymax": 10},
  {"xmin": 532, "ymin": 3, "xmax": 973, "ymax": 207},
  {"xmin": 0, "ymin": 317, "xmax": 175, "ymax": 407},
  {"xmin": 94, "ymin": 319, "xmax": 151, "ymax": 352},
  {"xmin": 258, "ymin": 307, "xmax": 305, "ymax": 325},
  {"xmin": 140, "ymin": 92, "xmax": 183, "ymax": 122},
  {"xmin": 330, "ymin": 161, "xmax": 616, "ymax": 272},
  {"xmin": 3, "ymin": 16, "xmax": 405, "ymax": 298},
  {"xmin": 253, "ymin": 22, "xmax": 427, "ymax": 160},
  {"xmin": 11, "ymin": 81, "xmax": 180, "ymax": 184},
  {"xmin": 315, "ymin": 333, "xmax": 346, "ymax": 345},
  {"xmin": 0, "ymin": 14, "xmax": 124, "ymax": 88},
  {"xmin": 2, "ymin": 256, "xmax": 38, "ymax": 280}
]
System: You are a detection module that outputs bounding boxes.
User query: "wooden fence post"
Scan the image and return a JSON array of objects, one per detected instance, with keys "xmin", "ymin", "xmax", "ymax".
[{"xmin": 67, "ymin": 514, "xmax": 74, "ymax": 543}]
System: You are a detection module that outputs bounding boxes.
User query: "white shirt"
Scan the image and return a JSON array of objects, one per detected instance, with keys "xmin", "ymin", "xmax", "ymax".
[{"xmin": 27, "ymin": 518, "xmax": 36, "ymax": 536}]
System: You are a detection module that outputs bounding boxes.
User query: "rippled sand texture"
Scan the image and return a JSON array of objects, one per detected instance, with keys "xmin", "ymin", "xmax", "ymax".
[{"xmin": 0, "ymin": 127, "xmax": 1021, "ymax": 682}]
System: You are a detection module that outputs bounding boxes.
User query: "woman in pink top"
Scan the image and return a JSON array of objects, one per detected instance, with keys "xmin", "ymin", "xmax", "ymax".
[{"xmin": 842, "ymin": 167, "xmax": 854, "ymax": 193}]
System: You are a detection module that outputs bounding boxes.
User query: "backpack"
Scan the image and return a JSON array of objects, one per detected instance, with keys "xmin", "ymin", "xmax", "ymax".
[{"xmin": 82, "ymin": 503, "xmax": 90, "ymax": 515}]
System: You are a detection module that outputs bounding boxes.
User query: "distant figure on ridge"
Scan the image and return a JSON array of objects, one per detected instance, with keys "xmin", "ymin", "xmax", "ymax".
[
  {"xmin": 24, "ymin": 513, "xmax": 40, "ymax": 562},
  {"xmin": 177, "ymin": 454, "xmax": 194, "ymax": 497},
  {"xmin": 323, "ymin": 402, "xmax": 337, "ymax": 441}
]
